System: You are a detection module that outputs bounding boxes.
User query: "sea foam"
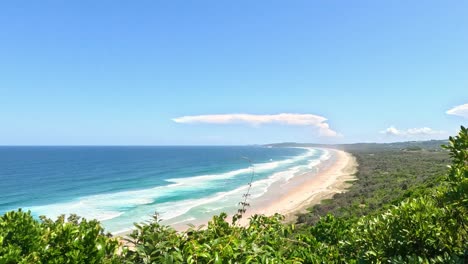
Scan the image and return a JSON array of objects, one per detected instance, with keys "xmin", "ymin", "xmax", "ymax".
[{"xmin": 24, "ymin": 147, "xmax": 327, "ymax": 233}]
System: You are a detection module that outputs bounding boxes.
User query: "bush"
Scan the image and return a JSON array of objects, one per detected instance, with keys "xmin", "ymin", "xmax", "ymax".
[{"xmin": 0, "ymin": 211, "xmax": 121, "ymax": 263}]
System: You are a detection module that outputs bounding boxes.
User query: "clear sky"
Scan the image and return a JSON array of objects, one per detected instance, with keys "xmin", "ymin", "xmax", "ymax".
[{"xmin": 1, "ymin": 1, "xmax": 467, "ymax": 145}]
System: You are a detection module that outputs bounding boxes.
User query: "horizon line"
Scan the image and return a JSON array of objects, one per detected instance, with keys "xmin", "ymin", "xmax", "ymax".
[{"xmin": 0, "ymin": 139, "xmax": 448, "ymax": 147}]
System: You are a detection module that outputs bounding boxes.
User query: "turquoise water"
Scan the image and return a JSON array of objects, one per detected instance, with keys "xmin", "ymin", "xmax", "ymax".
[{"xmin": 0, "ymin": 146, "xmax": 328, "ymax": 233}]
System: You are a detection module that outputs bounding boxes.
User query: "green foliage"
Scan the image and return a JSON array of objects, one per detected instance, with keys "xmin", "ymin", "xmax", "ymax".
[
  {"xmin": 350, "ymin": 197, "xmax": 463, "ymax": 262},
  {"xmin": 1, "ymin": 127, "xmax": 467, "ymax": 263},
  {"xmin": 123, "ymin": 214, "xmax": 183, "ymax": 263},
  {"xmin": 123, "ymin": 125, "xmax": 466, "ymax": 263},
  {"xmin": 0, "ymin": 211, "xmax": 121, "ymax": 263},
  {"xmin": 404, "ymin": 146, "xmax": 423, "ymax": 151},
  {"xmin": 124, "ymin": 213, "xmax": 304, "ymax": 263},
  {"xmin": 343, "ymin": 126, "xmax": 467, "ymax": 262},
  {"xmin": 442, "ymin": 126, "xmax": 468, "ymax": 208},
  {"xmin": 0, "ymin": 209, "xmax": 42, "ymax": 263},
  {"xmin": 38, "ymin": 214, "xmax": 120, "ymax": 263},
  {"xmin": 309, "ymin": 214, "xmax": 350, "ymax": 245},
  {"xmin": 298, "ymin": 141, "xmax": 450, "ymax": 224}
]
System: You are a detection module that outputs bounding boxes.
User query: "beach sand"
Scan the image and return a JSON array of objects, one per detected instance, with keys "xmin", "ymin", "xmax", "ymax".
[
  {"xmin": 118, "ymin": 148, "xmax": 357, "ymax": 239},
  {"xmin": 240, "ymin": 148, "xmax": 357, "ymax": 224}
]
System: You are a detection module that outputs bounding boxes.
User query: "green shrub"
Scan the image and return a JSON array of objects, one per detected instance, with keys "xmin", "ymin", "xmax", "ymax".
[
  {"xmin": 0, "ymin": 211, "xmax": 121, "ymax": 263},
  {"xmin": 0, "ymin": 209, "xmax": 42, "ymax": 263}
]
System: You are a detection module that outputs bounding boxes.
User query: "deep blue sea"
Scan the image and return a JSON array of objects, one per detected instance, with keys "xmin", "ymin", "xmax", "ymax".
[{"xmin": 0, "ymin": 146, "xmax": 328, "ymax": 233}]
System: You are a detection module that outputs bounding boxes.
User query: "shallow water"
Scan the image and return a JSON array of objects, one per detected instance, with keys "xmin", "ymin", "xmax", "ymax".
[{"xmin": 0, "ymin": 146, "xmax": 328, "ymax": 233}]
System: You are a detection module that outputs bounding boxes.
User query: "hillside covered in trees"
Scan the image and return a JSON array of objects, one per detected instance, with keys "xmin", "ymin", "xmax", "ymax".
[
  {"xmin": 297, "ymin": 140, "xmax": 450, "ymax": 225},
  {"xmin": 1, "ymin": 128, "xmax": 467, "ymax": 263}
]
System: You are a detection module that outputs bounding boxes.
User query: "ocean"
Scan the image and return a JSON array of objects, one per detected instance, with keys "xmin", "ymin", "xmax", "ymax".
[{"xmin": 0, "ymin": 146, "xmax": 329, "ymax": 233}]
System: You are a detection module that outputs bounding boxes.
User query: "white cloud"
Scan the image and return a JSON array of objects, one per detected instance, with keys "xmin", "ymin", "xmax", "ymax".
[
  {"xmin": 380, "ymin": 126, "xmax": 445, "ymax": 137},
  {"xmin": 173, "ymin": 113, "xmax": 339, "ymax": 137},
  {"xmin": 381, "ymin": 126, "xmax": 404, "ymax": 136},
  {"xmin": 446, "ymin": 103, "xmax": 468, "ymax": 118}
]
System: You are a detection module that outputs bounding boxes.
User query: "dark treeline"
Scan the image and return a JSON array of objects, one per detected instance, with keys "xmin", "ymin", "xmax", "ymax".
[{"xmin": 298, "ymin": 142, "xmax": 450, "ymax": 224}]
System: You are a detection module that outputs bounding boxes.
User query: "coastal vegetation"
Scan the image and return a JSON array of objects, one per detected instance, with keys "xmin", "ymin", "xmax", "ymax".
[
  {"xmin": 0, "ymin": 211, "xmax": 120, "ymax": 263},
  {"xmin": 1, "ymin": 127, "xmax": 467, "ymax": 263},
  {"xmin": 297, "ymin": 140, "xmax": 450, "ymax": 224}
]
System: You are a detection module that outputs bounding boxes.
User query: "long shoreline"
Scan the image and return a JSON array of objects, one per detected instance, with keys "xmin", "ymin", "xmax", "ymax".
[
  {"xmin": 117, "ymin": 148, "xmax": 357, "ymax": 237},
  {"xmin": 239, "ymin": 148, "xmax": 357, "ymax": 224}
]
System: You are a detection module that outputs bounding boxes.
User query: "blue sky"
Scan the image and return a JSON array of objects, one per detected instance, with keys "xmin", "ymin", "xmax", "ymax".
[{"xmin": 1, "ymin": 1, "xmax": 467, "ymax": 145}]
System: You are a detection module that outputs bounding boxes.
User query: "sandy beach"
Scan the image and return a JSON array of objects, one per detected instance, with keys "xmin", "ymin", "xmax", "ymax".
[
  {"xmin": 241, "ymin": 148, "xmax": 357, "ymax": 224},
  {"xmin": 118, "ymin": 148, "xmax": 357, "ymax": 237}
]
